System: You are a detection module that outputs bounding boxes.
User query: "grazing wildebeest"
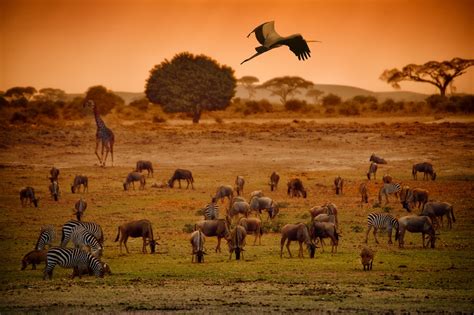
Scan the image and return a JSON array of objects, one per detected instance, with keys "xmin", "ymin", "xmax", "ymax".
[
  {"xmin": 421, "ymin": 202, "xmax": 455, "ymax": 229},
  {"xmin": 269, "ymin": 171, "xmax": 280, "ymax": 191},
  {"xmin": 412, "ymin": 162, "xmax": 436, "ymax": 180},
  {"xmin": 238, "ymin": 217, "xmax": 263, "ymax": 245},
  {"xmin": 359, "ymin": 182, "xmax": 369, "ymax": 204},
  {"xmin": 360, "ymin": 247, "xmax": 375, "ymax": 271},
  {"xmin": 280, "ymin": 223, "xmax": 316, "ymax": 258},
  {"xmin": 195, "ymin": 219, "xmax": 230, "ymax": 252},
  {"xmin": 213, "ymin": 185, "xmax": 234, "ymax": 203},
  {"xmin": 49, "ymin": 180, "xmax": 59, "ymax": 201},
  {"xmin": 74, "ymin": 198, "xmax": 87, "ymax": 221},
  {"xmin": 228, "ymin": 201, "xmax": 250, "ymax": 220},
  {"xmin": 398, "ymin": 215, "xmax": 435, "ymax": 248},
  {"xmin": 135, "ymin": 160, "xmax": 154, "ymax": 177},
  {"xmin": 310, "ymin": 221, "xmax": 339, "ymax": 253},
  {"xmin": 367, "ymin": 162, "xmax": 378, "ymax": 180},
  {"xmin": 234, "ymin": 176, "xmax": 245, "ymax": 196},
  {"xmin": 370, "ymin": 154, "xmax": 387, "ymax": 164},
  {"xmin": 287, "ymin": 178, "xmax": 307, "ymax": 198},
  {"xmin": 19, "ymin": 187, "xmax": 39, "ymax": 207},
  {"xmin": 334, "ymin": 176, "xmax": 343, "ymax": 195},
  {"xmin": 71, "ymin": 175, "xmax": 88, "ymax": 193},
  {"xmin": 400, "ymin": 187, "xmax": 429, "ymax": 212},
  {"xmin": 114, "ymin": 219, "xmax": 158, "ymax": 254},
  {"xmin": 249, "ymin": 196, "xmax": 279, "ymax": 220},
  {"xmin": 123, "ymin": 172, "xmax": 146, "ymax": 191},
  {"xmin": 227, "ymin": 225, "xmax": 247, "ymax": 260},
  {"xmin": 49, "ymin": 167, "xmax": 60, "ymax": 182},
  {"xmin": 168, "ymin": 169, "xmax": 194, "ymax": 189},
  {"xmin": 71, "ymin": 262, "xmax": 111, "ymax": 279},
  {"xmin": 190, "ymin": 230, "xmax": 206, "ymax": 263}
]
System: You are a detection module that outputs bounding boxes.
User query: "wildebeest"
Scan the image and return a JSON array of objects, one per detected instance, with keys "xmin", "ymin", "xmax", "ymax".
[
  {"xmin": 359, "ymin": 182, "xmax": 369, "ymax": 204},
  {"xmin": 213, "ymin": 185, "xmax": 234, "ymax": 203},
  {"xmin": 238, "ymin": 217, "xmax": 263, "ymax": 245},
  {"xmin": 421, "ymin": 202, "xmax": 455, "ymax": 229},
  {"xmin": 49, "ymin": 180, "xmax": 59, "ymax": 201},
  {"xmin": 20, "ymin": 187, "xmax": 39, "ymax": 207},
  {"xmin": 123, "ymin": 172, "xmax": 146, "ymax": 191},
  {"xmin": 168, "ymin": 169, "xmax": 194, "ymax": 189},
  {"xmin": 227, "ymin": 225, "xmax": 247, "ymax": 260},
  {"xmin": 310, "ymin": 221, "xmax": 339, "ymax": 253},
  {"xmin": 135, "ymin": 160, "xmax": 154, "ymax": 177},
  {"xmin": 21, "ymin": 249, "xmax": 47, "ymax": 270},
  {"xmin": 412, "ymin": 162, "xmax": 436, "ymax": 180},
  {"xmin": 49, "ymin": 167, "xmax": 60, "ymax": 182},
  {"xmin": 234, "ymin": 176, "xmax": 245, "ymax": 196},
  {"xmin": 334, "ymin": 176, "xmax": 343, "ymax": 195},
  {"xmin": 382, "ymin": 174, "xmax": 393, "ymax": 183},
  {"xmin": 400, "ymin": 187, "xmax": 429, "ymax": 212},
  {"xmin": 287, "ymin": 178, "xmax": 307, "ymax": 198},
  {"xmin": 367, "ymin": 162, "xmax": 378, "ymax": 180},
  {"xmin": 195, "ymin": 219, "xmax": 230, "ymax": 252},
  {"xmin": 398, "ymin": 215, "xmax": 435, "ymax": 248},
  {"xmin": 74, "ymin": 198, "xmax": 87, "ymax": 221},
  {"xmin": 71, "ymin": 175, "xmax": 88, "ymax": 193},
  {"xmin": 269, "ymin": 171, "xmax": 280, "ymax": 191},
  {"xmin": 249, "ymin": 196, "xmax": 279, "ymax": 220},
  {"xmin": 360, "ymin": 247, "xmax": 374, "ymax": 271},
  {"xmin": 280, "ymin": 223, "xmax": 316, "ymax": 258},
  {"xmin": 190, "ymin": 230, "xmax": 206, "ymax": 263},
  {"xmin": 114, "ymin": 219, "xmax": 158, "ymax": 254},
  {"xmin": 228, "ymin": 201, "xmax": 251, "ymax": 220},
  {"xmin": 370, "ymin": 154, "xmax": 387, "ymax": 164}
]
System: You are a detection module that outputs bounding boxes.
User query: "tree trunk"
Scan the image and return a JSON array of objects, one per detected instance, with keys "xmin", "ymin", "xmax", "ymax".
[
  {"xmin": 439, "ymin": 85, "xmax": 447, "ymax": 97},
  {"xmin": 192, "ymin": 106, "xmax": 201, "ymax": 124}
]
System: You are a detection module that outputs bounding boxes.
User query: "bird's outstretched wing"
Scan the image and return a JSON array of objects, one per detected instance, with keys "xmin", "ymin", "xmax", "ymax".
[
  {"xmin": 247, "ymin": 21, "xmax": 281, "ymax": 46},
  {"xmin": 279, "ymin": 35, "xmax": 311, "ymax": 61}
]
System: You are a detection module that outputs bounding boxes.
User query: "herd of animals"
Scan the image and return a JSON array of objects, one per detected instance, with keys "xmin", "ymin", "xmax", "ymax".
[{"xmin": 17, "ymin": 100, "xmax": 456, "ymax": 279}]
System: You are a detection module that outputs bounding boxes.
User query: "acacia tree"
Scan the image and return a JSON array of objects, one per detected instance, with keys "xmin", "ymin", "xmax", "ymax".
[
  {"xmin": 145, "ymin": 52, "xmax": 236, "ymax": 123},
  {"xmin": 380, "ymin": 58, "xmax": 474, "ymax": 97},
  {"xmin": 237, "ymin": 76, "xmax": 259, "ymax": 99},
  {"xmin": 85, "ymin": 85, "xmax": 124, "ymax": 115},
  {"xmin": 259, "ymin": 76, "xmax": 314, "ymax": 105},
  {"xmin": 306, "ymin": 87, "xmax": 324, "ymax": 105}
]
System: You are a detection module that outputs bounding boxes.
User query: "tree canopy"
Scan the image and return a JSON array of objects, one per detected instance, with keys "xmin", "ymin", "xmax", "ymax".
[
  {"xmin": 237, "ymin": 76, "xmax": 259, "ymax": 99},
  {"xmin": 259, "ymin": 76, "xmax": 314, "ymax": 105},
  {"xmin": 85, "ymin": 85, "xmax": 124, "ymax": 115},
  {"xmin": 145, "ymin": 52, "xmax": 236, "ymax": 123},
  {"xmin": 380, "ymin": 57, "xmax": 474, "ymax": 96}
]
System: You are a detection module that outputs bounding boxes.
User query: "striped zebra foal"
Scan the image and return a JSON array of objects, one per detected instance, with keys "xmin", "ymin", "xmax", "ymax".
[
  {"xmin": 378, "ymin": 183, "xmax": 402, "ymax": 205},
  {"xmin": 43, "ymin": 247, "xmax": 104, "ymax": 280},
  {"xmin": 365, "ymin": 213, "xmax": 399, "ymax": 244},
  {"xmin": 35, "ymin": 225, "xmax": 56, "ymax": 250},
  {"xmin": 70, "ymin": 226, "xmax": 103, "ymax": 258},
  {"xmin": 61, "ymin": 220, "xmax": 104, "ymax": 247},
  {"xmin": 203, "ymin": 202, "xmax": 219, "ymax": 220}
]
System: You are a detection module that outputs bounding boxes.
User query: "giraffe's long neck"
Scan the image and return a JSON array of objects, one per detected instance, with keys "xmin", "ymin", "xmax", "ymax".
[{"xmin": 93, "ymin": 105, "xmax": 107, "ymax": 130}]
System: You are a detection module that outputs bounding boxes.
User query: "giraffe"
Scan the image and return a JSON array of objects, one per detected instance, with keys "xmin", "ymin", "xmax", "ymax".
[{"xmin": 84, "ymin": 100, "xmax": 115, "ymax": 167}]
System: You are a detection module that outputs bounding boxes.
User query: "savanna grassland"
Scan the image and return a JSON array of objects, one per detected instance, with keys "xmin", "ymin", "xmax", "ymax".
[{"xmin": 0, "ymin": 117, "xmax": 473, "ymax": 313}]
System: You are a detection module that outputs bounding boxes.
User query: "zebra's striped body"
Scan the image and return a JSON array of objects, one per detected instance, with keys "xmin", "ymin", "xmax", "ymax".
[
  {"xmin": 378, "ymin": 183, "xmax": 401, "ymax": 204},
  {"xmin": 35, "ymin": 225, "xmax": 56, "ymax": 250},
  {"xmin": 43, "ymin": 247, "xmax": 104, "ymax": 279},
  {"xmin": 61, "ymin": 220, "xmax": 104, "ymax": 247},
  {"xmin": 203, "ymin": 202, "xmax": 219, "ymax": 220},
  {"xmin": 70, "ymin": 226, "xmax": 103, "ymax": 258},
  {"xmin": 365, "ymin": 213, "xmax": 399, "ymax": 244}
]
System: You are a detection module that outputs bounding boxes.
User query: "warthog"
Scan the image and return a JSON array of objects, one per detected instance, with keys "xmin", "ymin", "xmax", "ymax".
[
  {"xmin": 21, "ymin": 249, "xmax": 47, "ymax": 270},
  {"xmin": 227, "ymin": 225, "xmax": 247, "ymax": 260},
  {"xmin": 412, "ymin": 162, "xmax": 436, "ymax": 180},
  {"xmin": 195, "ymin": 219, "xmax": 230, "ymax": 252},
  {"xmin": 269, "ymin": 171, "xmax": 280, "ymax": 191},
  {"xmin": 287, "ymin": 178, "xmax": 307, "ymax": 198},
  {"xmin": 334, "ymin": 176, "xmax": 343, "ymax": 195},
  {"xmin": 370, "ymin": 154, "xmax": 387, "ymax": 164},
  {"xmin": 398, "ymin": 215, "xmax": 435, "ymax": 249},
  {"xmin": 421, "ymin": 202, "xmax": 455, "ymax": 229},
  {"xmin": 280, "ymin": 223, "xmax": 316, "ymax": 258},
  {"xmin": 20, "ymin": 187, "xmax": 39, "ymax": 207},
  {"xmin": 135, "ymin": 160, "xmax": 154, "ymax": 177},
  {"xmin": 360, "ymin": 247, "xmax": 375, "ymax": 271},
  {"xmin": 190, "ymin": 230, "xmax": 206, "ymax": 263},
  {"xmin": 234, "ymin": 176, "xmax": 245, "ymax": 196},
  {"xmin": 123, "ymin": 172, "xmax": 146, "ymax": 191},
  {"xmin": 71, "ymin": 175, "xmax": 88, "ymax": 193},
  {"xmin": 310, "ymin": 221, "xmax": 339, "ymax": 253},
  {"xmin": 168, "ymin": 169, "xmax": 194, "ymax": 189},
  {"xmin": 238, "ymin": 217, "xmax": 263, "ymax": 245},
  {"xmin": 115, "ymin": 219, "xmax": 158, "ymax": 254}
]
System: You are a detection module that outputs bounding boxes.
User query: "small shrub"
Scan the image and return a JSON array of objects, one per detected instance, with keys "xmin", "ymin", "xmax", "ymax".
[
  {"xmin": 243, "ymin": 99, "xmax": 273, "ymax": 115},
  {"xmin": 195, "ymin": 208, "xmax": 204, "ymax": 216},
  {"xmin": 10, "ymin": 112, "xmax": 28, "ymax": 124},
  {"xmin": 285, "ymin": 99, "xmax": 308, "ymax": 112},
  {"xmin": 182, "ymin": 223, "xmax": 195, "ymax": 233},
  {"xmin": 338, "ymin": 102, "xmax": 360, "ymax": 116},
  {"xmin": 129, "ymin": 98, "xmax": 150, "ymax": 111},
  {"xmin": 152, "ymin": 114, "xmax": 167, "ymax": 123},
  {"xmin": 214, "ymin": 117, "xmax": 224, "ymax": 124},
  {"xmin": 382, "ymin": 206, "xmax": 392, "ymax": 213}
]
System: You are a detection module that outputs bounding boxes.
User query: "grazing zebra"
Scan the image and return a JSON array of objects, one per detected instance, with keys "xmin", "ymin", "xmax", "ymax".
[
  {"xmin": 43, "ymin": 247, "xmax": 104, "ymax": 280},
  {"xmin": 364, "ymin": 213, "xmax": 399, "ymax": 244},
  {"xmin": 61, "ymin": 220, "xmax": 104, "ymax": 247},
  {"xmin": 203, "ymin": 201, "xmax": 219, "ymax": 220},
  {"xmin": 378, "ymin": 183, "xmax": 401, "ymax": 205},
  {"xmin": 70, "ymin": 226, "xmax": 103, "ymax": 258},
  {"xmin": 35, "ymin": 225, "xmax": 56, "ymax": 250}
]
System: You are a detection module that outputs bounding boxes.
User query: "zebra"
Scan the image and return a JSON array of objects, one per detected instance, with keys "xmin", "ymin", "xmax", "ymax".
[
  {"xmin": 203, "ymin": 202, "xmax": 219, "ymax": 220},
  {"xmin": 43, "ymin": 247, "xmax": 104, "ymax": 280},
  {"xmin": 364, "ymin": 213, "xmax": 399, "ymax": 244},
  {"xmin": 61, "ymin": 220, "xmax": 104, "ymax": 247},
  {"xmin": 70, "ymin": 226, "xmax": 103, "ymax": 258},
  {"xmin": 378, "ymin": 183, "xmax": 401, "ymax": 205},
  {"xmin": 35, "ymin": 225, "xmax": 56, "ymax": 250}
]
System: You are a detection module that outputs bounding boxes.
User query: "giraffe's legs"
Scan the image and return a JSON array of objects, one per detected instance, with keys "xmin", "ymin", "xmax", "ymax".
[
  {"xmin": 100, "ymin": 142, "xmax": 106, "ymax": 167},
  {"xmin": 110, "ymin": 141, "xmax": 114, "ymax": 167},
  {"xmin": 103, "ymin": 143, "xmax": 110, "ymax": 167},
  {"xmin": 95, "ymin": 139, "xmax": 103, "ymax": 165}
]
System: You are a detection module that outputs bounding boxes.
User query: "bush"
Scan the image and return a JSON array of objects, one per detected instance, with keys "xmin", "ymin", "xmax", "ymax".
[
  {"xmin": 62, "ymin": 97, "xmax": 87, "ymax": 120},
  {"xmin": 338, "ymin": 102, "xmax": 360, "ymax": 116},
  {"xmin": 10, "ymin": 112, "xmax": 28, "ymax": 124},
  {"xmin": 182, "ymin": 223, "xmax": 195, "ymax": 233},
  {"xmin": 152, "ymin": 114, "xmax": 167, "ymax": 123},
  {"xmin": 285, "ymin": 99, "xmax": 308, "ymax": 112},
  {"xmin": 242, "ymin": 99, "xmax": 273, "ymax": 115},
  {"xmin": 322, "ymin": 93, "xmax": 342, "ymax": 107},
  {"xmin": 129, "ymin": 98, "xmax": 150, "ymax": 111}
]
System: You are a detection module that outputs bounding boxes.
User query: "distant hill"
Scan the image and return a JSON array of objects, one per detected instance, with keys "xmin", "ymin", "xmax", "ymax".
[{"xmin": 66, "ymin": 84, "xmax": 427, "ymax": 105}]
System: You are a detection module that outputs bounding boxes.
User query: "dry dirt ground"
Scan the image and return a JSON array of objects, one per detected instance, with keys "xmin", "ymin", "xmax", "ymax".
[{"xmin": 0, "ymin": 116, "xmax": 473, "ymax": 313}]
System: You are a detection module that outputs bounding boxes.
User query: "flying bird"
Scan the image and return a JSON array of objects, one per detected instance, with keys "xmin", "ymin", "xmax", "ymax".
[{"xmin": 241, "ymin": 21, "xmax": 320, "ymax": 65}]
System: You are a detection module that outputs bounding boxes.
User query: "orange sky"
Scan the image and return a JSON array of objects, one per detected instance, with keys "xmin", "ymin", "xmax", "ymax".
[{"xmin": 1, "ymin": 0, "xmax": 473, "ymax": 94}]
